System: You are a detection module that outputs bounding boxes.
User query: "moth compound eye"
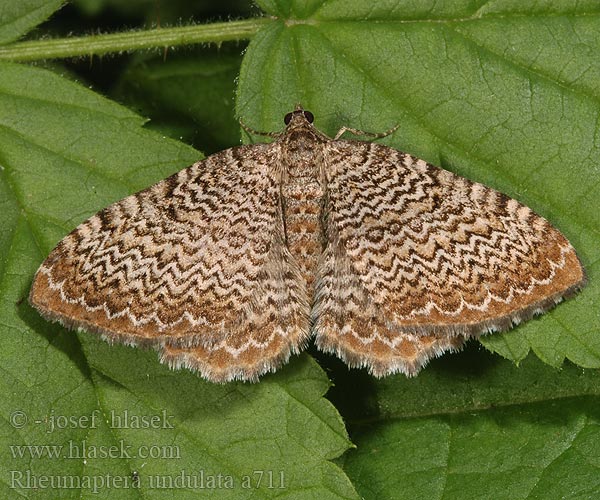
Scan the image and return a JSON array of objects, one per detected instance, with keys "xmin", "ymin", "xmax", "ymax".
[
  {"xmin": 303, "ymin": 110, "xmax": 314, "ymax": 123},
  {"xmin": 284, "ymin": 112, "xmax": 293, "ymax": 125}
]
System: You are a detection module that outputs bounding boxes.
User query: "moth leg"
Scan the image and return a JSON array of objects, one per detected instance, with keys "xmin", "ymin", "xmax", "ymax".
[{"xmin": 333, "ymin": 124, "xmax": 399, "ymax": 140}]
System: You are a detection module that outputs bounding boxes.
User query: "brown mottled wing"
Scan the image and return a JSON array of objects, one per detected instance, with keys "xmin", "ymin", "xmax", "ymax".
[
  {"xmin": 30, "ymin": 144, "xmax": 310, "ymax": 382},
  {"xmin": 314, "ymin": 141, "xmax": 586, "ymax": 376}
]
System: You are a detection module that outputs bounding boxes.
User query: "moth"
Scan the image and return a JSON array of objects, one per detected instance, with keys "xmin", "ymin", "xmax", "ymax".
[{"xmin": 30, "ymin": 106, "xmax": 586, "ymax": 382}]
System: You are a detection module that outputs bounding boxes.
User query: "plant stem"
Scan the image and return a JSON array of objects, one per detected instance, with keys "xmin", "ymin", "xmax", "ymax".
[{"xmin": 0, "ymin": 18, "xmax": 271, "ymax": 62}]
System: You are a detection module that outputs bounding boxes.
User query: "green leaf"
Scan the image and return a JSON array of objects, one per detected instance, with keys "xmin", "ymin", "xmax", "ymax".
[
  {"xmin": 234, "ymin": 1, "xmax": 600, "ymax": 497},
  {"xmin": 332, "ymin": 352, "xmax": 600, "ymax": 500},
  {"xmin": 237, "ymin": 0, "xmax": 600, "ymax": 371},
  {"xmin": 341, "ymin": 397, "xmax": 600, "ymax": 500},
  {"xmin": 0, "ymin": 61, "xmax": 357, "ymax": 499},
  {"xmin": 2, "ymin": 1, "xmax": 600, "ymax": 498},
  {"xmin": 0, "ymin": 0, "xmax": 64, "ymax": 44}
]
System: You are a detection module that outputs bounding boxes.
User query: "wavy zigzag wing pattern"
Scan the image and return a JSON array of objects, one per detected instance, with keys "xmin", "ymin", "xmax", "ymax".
[
  {"xmin": 30, "ymin": 107, "xmax": 586, "ymax": 382},
  {"xmin": 30, "ymin": 144, "xmax": 310, "ymax": 382},
  {"xmin": 314, "ymin": 140, "xmax": 585, "ymax": 376}
]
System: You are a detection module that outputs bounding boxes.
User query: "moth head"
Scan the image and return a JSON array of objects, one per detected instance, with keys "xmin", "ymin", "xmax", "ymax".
[{"xmin": 284, "ymin": 106, "xmax": 314, "ymax": 127}]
